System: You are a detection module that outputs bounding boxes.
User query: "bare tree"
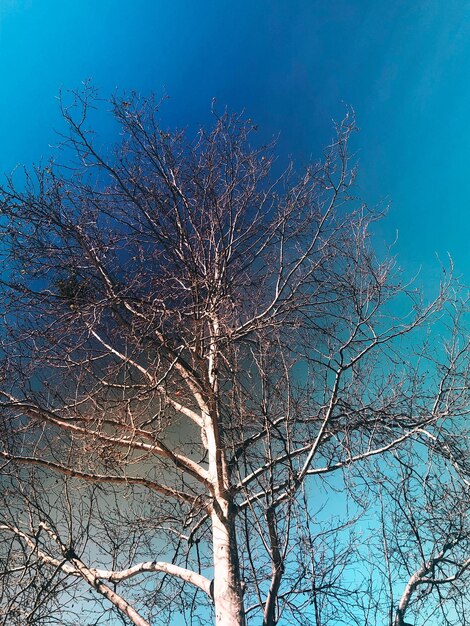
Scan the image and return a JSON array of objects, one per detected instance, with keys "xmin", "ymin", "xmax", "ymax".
[
  {"xmin": 0, "ymin": 86, "xmax": 468, "ymax": 626},
  {"xmin": 367, "ymin": 448, "xmax": 470, "ymax": 626}
]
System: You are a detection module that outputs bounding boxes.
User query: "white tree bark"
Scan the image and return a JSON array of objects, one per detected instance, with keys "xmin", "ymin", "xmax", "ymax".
[{"xmin": 211, "ymin": 502, "xmax": 246, "ymax": 626}]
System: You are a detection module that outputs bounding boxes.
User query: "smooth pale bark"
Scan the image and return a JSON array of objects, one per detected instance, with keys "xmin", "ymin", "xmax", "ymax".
[
  {"xmin": 94, "ymin": 561, "xmax": 212, "ymax": 595},
  {"xmin": 211, "ymin": 501, "xmax": 246, "ymax": 626},
  {"xmin": 84, "ymin": 579, "xmax": 150, "ymax": 626},
  {"xmin": 394, "ymin": 571, "xmax": 420, "ymax": 626},
  {"xmin": 205, "ymin": 310, "xmax": 246, "ymax": 625}
]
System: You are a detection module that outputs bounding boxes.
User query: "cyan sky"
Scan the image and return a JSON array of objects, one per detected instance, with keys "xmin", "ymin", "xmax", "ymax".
[{"xmin": 1, "ymin": 0, "xmax": 469, "ymax": 281}]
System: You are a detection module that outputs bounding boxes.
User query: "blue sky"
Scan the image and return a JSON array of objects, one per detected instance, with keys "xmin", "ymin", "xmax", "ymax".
[
  {"xmin": 0, "ymin": 1, "xmax": 469, "ymax": 286},
  {"xmin": 0, "ymin": 3, "xmax": 468, "ymax": 623}
]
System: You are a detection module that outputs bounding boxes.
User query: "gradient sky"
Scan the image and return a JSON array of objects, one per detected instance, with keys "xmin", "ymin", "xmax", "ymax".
[
  {"xmin": 1, "ymin": 0, "xmax": 469, "ymax": 288},
  {"xmin": 0, "ymin": 3, "xmax": 468, "ymax": 623}
]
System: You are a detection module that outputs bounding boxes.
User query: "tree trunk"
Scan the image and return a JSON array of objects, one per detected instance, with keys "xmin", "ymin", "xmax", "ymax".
[
  {"xmin": 211, "ymin": 499, "xmax": 246, "ymax": 626},
  {"xmin": 394, "ymin": 571, "xmax": 420, "ymax": 626}
]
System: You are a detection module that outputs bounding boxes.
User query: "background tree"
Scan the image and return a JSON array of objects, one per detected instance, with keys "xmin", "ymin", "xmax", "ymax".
[
  {"xmin": 0, "ymin": 86, "xmax": 468, "ymax": 626},
  {"xmin": 364, "ymin": 449, "xmax": 470, "ymax": 626}
]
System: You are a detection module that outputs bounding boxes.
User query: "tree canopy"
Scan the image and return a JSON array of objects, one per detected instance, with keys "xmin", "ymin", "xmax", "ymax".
[{"xmin": 0, "ymin": 87, "xmax": 468, "ymax": 626}]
